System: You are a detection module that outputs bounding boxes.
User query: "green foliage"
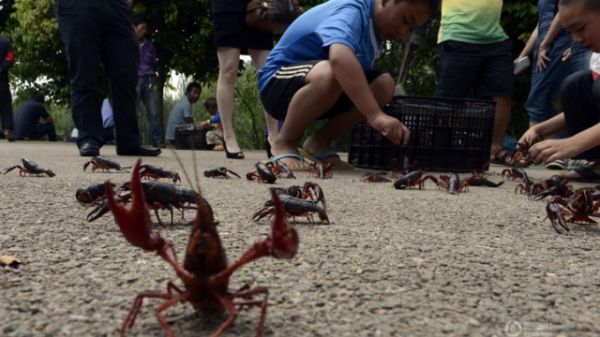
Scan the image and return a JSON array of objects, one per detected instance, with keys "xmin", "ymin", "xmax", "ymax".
[{"xmin": 8, "ymin": 0, "xmax": 69, "ymax": 102}]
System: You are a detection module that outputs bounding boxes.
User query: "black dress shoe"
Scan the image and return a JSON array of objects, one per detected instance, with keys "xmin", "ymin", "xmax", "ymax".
[
  {"xmin": 79, "ymin": 141, "xmax": 100, "ymax": 157},
  {"xmin": 225, "ymin": 148, "xmax": 245, "ymax": 159},
  {"xmin": 117, "ymin": 145, "xmax": 161, "ymax": 156}
]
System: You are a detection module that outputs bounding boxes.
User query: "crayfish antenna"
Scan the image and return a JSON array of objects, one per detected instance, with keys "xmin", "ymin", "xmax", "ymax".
[
  {"xmin": 105, "ymin": 159, "xmax": 165, "ymax": 251},
  {"xmin": 270, "ymin": 189, "xmax": 298, "ymax": 259}
]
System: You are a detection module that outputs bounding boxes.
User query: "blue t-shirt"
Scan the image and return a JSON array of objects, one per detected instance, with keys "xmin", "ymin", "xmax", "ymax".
[
  {"xmin": 166, "ymin": 97, "xmax": 193, "ymax": 140},
  {"xmin": 258, "ymin": 0, "xmax": 381, "ymax": 92}
]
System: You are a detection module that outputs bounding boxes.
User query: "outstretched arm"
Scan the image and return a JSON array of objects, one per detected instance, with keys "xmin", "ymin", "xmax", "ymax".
[{"xmin": 329, "ymin": 43, "xmax": 409, "ymax": 145}]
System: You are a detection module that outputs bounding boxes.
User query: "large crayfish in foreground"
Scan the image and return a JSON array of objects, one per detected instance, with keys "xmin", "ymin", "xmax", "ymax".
[{"xmin": 105, "ymin": 159, "xmax": 299, "ymax": 337}]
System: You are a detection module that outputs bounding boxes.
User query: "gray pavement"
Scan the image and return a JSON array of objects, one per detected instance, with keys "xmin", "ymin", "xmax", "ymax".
[{"xmin": 1, "ymin": 141, "xmax": 599, "ymax": 337}]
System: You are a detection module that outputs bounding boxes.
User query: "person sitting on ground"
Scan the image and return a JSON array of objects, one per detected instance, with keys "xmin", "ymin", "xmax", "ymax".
[
  {"xmin": 516, "ymin": 0, "xmax": 600, "ymax": 180},
  {"xmin": 13, "ymin": 92, "xmax": 57, "ymax": 141},
  {"xmin": 258, "ymin": 0, "xmax": 437, "ymax": 170},
  {"xmin": 198, "ymin": 96, "xmax": 224, "ymax": 151},
  {"xmin": 165, "ymin": 82, "xmax": 201, "ymax": 145}
]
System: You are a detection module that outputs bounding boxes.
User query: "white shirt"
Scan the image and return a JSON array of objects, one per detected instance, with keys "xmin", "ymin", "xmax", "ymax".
[{"xmin": 591, "ymin": 53, "xmax": 600, "ymax": 74}]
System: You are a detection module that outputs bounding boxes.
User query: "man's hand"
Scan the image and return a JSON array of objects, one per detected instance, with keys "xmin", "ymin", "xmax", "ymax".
[
  {"xmin": 368, "ymin": 113, "xmax": 410, "ymax": 145},
  {"xmin": 529, "ymin": 138, "xmax": 582, "ymax": 164}
]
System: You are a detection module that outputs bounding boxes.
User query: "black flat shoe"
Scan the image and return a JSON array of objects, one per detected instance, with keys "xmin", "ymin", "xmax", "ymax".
[
  {"xmin": 225, "ymin": 148, "xmax": 244, "ymax": 159},
  {"xmin": 79, "ymin": 141, "xmax": 100, "ymax": 157},
  {"xmin": 117, "ymin": 145, "xmax": 161, "ymax": 156}
]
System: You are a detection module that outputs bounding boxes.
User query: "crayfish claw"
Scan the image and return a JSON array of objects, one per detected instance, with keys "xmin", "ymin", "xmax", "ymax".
[
  {"xmin": 106, "ymin": 159, "xmax": 165, "ymax": 251},
  {"xmin": 269, "ymin": 189, "xmax": 298, "ymax": 259}
]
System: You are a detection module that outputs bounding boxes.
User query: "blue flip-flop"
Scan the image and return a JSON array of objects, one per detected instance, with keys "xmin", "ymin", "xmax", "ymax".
[
  {"xmin": 300, "ymin": 149, "xmax": 353, "ymax": 170},
  {"xmin": 571, "ymin": 166, "xmax": 600, "ymax": 181},
  {"xmin": 268, "ymin": 153, "xmax": 312, "ymax": 171}
]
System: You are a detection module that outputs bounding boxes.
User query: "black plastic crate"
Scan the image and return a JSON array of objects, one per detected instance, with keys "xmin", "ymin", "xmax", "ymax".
[
  {"xmin": 348, "ymin": 96, "xmax": 495, "ymax": 172},
  {"xmin": 173, "ymin": 124, "xmax": 209, "ymax": 150}
]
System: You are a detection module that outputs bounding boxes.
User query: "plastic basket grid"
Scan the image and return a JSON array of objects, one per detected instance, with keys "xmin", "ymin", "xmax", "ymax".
[{"xmin": 349, "ymin": 96, "xmax": 495, "ymax": 172}]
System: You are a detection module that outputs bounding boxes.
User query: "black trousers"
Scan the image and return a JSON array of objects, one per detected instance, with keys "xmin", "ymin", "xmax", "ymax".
[
  {"xmin": 561, "ymin": 70, "xmax": 600, "ymax": 159},
  {"xmin": 0, "ymin": 81, "xmax": 13, "ymax": 130},
  {"xmin": 31, "ymin": 123, "xmax": 57, "ymax": 141},
  {"xmin": 55, "ymin": 0, "xmax": 140, "ymax": 150}
]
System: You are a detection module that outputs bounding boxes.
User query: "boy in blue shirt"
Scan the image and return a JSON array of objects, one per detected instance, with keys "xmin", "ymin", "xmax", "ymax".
[{"xmin": 258, "ymin": 0, "xmax": 437, "ymax": 169}]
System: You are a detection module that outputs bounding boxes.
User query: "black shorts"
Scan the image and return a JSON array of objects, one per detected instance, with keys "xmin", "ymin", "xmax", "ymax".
[
  {"xmin": 260, "ymin": 61, "xmax": 385, "ymax": 120},
  {"xmin": 212, "ymin": 12, "xmax": 273, "ymax": 53},
  {"xmin": 435, "ymin": 39, "xmax": 514, "ymax": 99}
]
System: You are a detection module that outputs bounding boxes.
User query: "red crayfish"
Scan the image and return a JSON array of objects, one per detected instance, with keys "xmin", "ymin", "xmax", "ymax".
[
  {"xmin": 3, "ymin": 158, "xmax": 55, "ymax": 177},
  {"xmin": 203, "ymin": 167, "xmax": 241, "ymax": 179},
  {"xmin": 546, "ymin": 188, "xmax": 600, "ymax": 233},
  {"xmin": 139, "ymin": 164, "xmax": 181, "ymax": 183},
  {"xmin": 83, "ymin": 156, "xmax": 128, "ymax": 172},
  {"xmin": 506, "ymin": 142, "xmax": 534, "ymax": 167},
  {"xmin": 105, "ymin": 159, "xmax": 298, "ymax": 337},
  {"xmin": 426, "ymin": 174, "xmax": 470, "ymax": 194}
]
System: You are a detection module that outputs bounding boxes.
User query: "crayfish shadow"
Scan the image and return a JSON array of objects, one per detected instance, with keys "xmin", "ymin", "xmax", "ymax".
[
  {"xmin": 568, "ymin": 223, "xmax": 600, "ymax": 235},
  {"xmin": 170, "ymin": 310, "xmax": 257, "ymax": 336},
  {"xmin": 254, "ymin": 220, "xmax": 331, "ymax": 226},
  {"xmin": 148, "ymin": 218, "xmax": 221, "ymax": 229}
]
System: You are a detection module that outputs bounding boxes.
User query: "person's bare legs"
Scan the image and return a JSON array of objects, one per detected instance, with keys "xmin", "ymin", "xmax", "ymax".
[
  {"xmin": 249, "ymin": 48, "xmax": 280, "ymax": 146},
  {"xmin": 490, "ymin": 95, "xmax": 512, "ymax": 157},
  {"xmin": 271, "ymin": 60, "xmax": 395, "ymax": 168},
  {"xmin": 303, "ymin": 73, "xmax": 395, "ymax": 167},
  {"xmin": 216, "ymin": 47, "xmax": 242, "ymax": 154}
]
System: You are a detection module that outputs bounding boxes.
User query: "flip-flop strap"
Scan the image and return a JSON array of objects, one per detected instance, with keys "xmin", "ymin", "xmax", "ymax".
[
  {"xmin": 308, "ymin": 150, "xmax": 340, "ymax": 161},
  {"xmin": 270, "ymin": 153, "xmax": 305, "ymax": 163}
]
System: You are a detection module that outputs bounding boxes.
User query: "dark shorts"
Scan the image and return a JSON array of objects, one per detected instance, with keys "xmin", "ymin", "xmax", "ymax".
[
  {"xmin": 260, "ymin": 61, "xmax": 385, "ymax": 121},
  {"xmin": 435, "ymin": 39, "xmax": 514, "ymax": 99},
  {"xmin": 212, "ymin": 12, "xmax": 273, "ymax": 53}
]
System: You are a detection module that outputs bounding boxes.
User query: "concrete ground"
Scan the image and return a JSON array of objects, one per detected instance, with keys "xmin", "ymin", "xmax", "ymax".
[{"xmin": 1, "ymin": 141, "xmax": 599, "ymax": 337}]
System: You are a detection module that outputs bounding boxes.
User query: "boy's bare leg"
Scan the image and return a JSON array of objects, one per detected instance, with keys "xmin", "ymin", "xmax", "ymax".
[
  {"xmin": 302, "ymin": 74, "xmax": 395, "ymax": 167},
  {"xmin": 249, "ymin": 49, "xmax": 280, "ymax": 146},
  {"xmin": 490, "ymin": 95, "xmax": 512, "ymax": 158},
  {"xmin": 271, "ymin": 61, "xmax": 344, "ymax": 168}
]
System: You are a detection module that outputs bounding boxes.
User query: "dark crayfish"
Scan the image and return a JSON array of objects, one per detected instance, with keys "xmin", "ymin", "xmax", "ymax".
[
  {"xmin": 254, "ymin": 189, "xmax": 329, "ymax": 224},
  {"xmin": 271, "ymin": 181, "xmax": 326, "ymax": 211},
  {"xmin": 517, "ymin": 175, "xmax": 573, "ymax": 200},
  {"xmin": 203, "ymin": 167, "xmax": 241, "ymax": 179},
  {"xmin": 76, "ymin": 182, "xmax": 115, "ymax": 204},
  {"xmin": 83, "ymin": 156, "xmax": 128, "ymax": 172},
  {"xmin": 362, "ymin": 171, "xmax": 391, "ymax": 183},
  {"xmin": 105, "ymin": 160, "xmax": 298, "ymax": 337},
  {"xmin": 501, "ymin": 167, "xmax": 530, "ymax": 183},
  {"xmin": 426, "ymin": 174, "xmax": 469, "ymax": 194},
  {"xmin": 246, "ymin": 162, "xmax": 277, "ymax": 184},
  {"xmin": 268, "ymin": 160, "xmax": 296, "ymax": 179},
  {"xmin": 87, "ymin": 173, "xmax": 213, "ymax": 226},
  {"xmin": 3, "ymin": 158, "xmax": 55, "ymax": 177},
  {"xmin": 393, "ymin": 170, "xmax": 430, "ymax": 190},
  {"xmin": 546, "ymin": 188, "xmax": 600, "ymax": 234},
  {"xmin": 464, "ymin": 171, "xmax": 504, "ymax": 188},
  {"xmin": 310, "ymin": 162, "xmax": 332, "ymax": 179},
  {"xmin": 139, "ymin": 164, "xmax": 181, "ymax": 183}
]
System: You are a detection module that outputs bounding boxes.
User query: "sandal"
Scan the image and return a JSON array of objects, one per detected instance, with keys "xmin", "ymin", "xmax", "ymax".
[
  {"xmin": 268, "ymin": 153, "xmax": 312, "ymax": 171},
  {"xmin": 300, "ymin": 149, "xmax": 353, "ymax": 170},
  {"xmin": 490, "ymin": 148, "xmax": 510, "ymax": 166}
]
